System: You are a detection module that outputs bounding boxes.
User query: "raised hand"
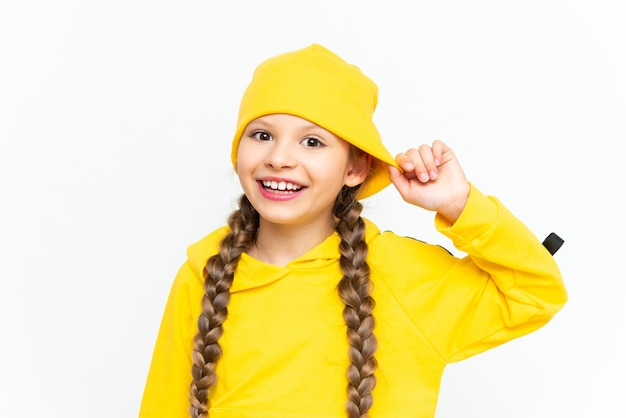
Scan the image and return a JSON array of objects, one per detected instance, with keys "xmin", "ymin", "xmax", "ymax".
[{"xmin": 388, "ymin": 140, "xmax": 470, "ymax": 223}]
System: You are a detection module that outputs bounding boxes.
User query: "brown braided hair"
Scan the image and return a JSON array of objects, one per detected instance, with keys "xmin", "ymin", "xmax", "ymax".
[
  {"xmin": 189, "ymin": 184, "xmax": 377, "ymax": 418},
  {"xmin": 334, "ymin": 184, "xmax": 377, "ymax": 417},
  {"xmin": 188, "ymin": 194, "xmax": 259, "ymax": 418}
]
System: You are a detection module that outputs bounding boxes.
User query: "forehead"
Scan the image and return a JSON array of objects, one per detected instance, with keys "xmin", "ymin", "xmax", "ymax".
[{"xmin": 246, "ymin": 113, "xmax": 318, "ymax": 128}]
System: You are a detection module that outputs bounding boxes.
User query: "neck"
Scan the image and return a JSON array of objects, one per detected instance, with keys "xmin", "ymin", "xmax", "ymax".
[{"xmin": 250, "ymin": 217, "xmax": 336, "ymax": 267}]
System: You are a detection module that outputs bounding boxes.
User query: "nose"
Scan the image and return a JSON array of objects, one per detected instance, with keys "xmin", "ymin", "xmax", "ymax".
[{"xmin": 264, "ymin": 139, "xmax": 296, "ymax": 170}]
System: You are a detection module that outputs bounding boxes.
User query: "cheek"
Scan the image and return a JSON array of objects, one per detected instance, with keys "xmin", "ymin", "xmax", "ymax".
[
  {"xmin": 321, "ymin": 162, "xmax": 353, "ymax": 190},
  {"xmin": 236, "ymin": 143, "xmax": 255, "ymax": 173}
]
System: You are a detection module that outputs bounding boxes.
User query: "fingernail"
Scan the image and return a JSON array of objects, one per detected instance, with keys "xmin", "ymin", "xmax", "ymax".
[
  {"xmin": 430, "ymin": 170, "xmax": 438, "ymax": 179},
  {"xmin": 419, "ymin": 173, "xmax": 430, "ymax": 182}
]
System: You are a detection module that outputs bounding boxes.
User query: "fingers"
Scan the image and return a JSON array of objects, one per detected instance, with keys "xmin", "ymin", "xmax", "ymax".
[
  {"xmin": 388, "ymin": 140, "xmax": 468, "ymax": 217},
  {"xmin": 394, "ymin": 140, "xmax": 448, "ymax": 183}
]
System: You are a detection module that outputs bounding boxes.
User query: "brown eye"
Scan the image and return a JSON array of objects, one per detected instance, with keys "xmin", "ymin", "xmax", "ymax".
[
  {"xmin": 253, "ymin": 131, "xmax": 272, "ymax": 141},
  {"xmin": 301, "ymin": 137, "xmax": 323, "ymax": 148}
]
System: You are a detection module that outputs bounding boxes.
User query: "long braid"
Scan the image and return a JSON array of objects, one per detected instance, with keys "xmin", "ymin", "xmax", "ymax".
[
  {"xmin": 335, "ymin": 185, "xmax": 378, "ymax": 418},
  {"xmin": 189, "ymin": 195, "xmax": 259, "ymax": 417}
]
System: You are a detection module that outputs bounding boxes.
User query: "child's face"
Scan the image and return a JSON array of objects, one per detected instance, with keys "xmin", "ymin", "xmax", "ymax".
[{"xmin": 237, "ymin": 113, "xmax": 368, "ymax": 231}]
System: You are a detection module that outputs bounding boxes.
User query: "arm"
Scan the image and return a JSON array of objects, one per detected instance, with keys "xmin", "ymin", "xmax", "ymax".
[
  {"xmin": 139, "ymin": 262, "xmax": 202, "ymax": 418},
  {"xmin": 387, "ymin": 141, "xmax": 567, "ymax": 362},
  {"xmin": 433, "ymin": 184, "xmax": 567, "ymax": 362}
]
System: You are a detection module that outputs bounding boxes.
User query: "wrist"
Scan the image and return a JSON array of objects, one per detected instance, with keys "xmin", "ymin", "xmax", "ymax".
[{"xmin": 437, "ymin": 183, "xmax": 470, "ymax": 223}]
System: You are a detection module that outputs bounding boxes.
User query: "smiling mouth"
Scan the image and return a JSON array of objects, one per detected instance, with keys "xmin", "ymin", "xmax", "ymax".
[{"xmin": 261, "ymin": 180, "xmax": 303, "ymax": 192}]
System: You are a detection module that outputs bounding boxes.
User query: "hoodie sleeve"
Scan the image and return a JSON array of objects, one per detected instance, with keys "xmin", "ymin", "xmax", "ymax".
[
  {"xmin": 139, "ymin": 227, "xmax": 228, "ymax": 418},
  {"xmin": 437, "ymin": 184, "xmax": 567, "ymax": 362},
  {"xmin": 374, "ymin": 184, "xmax": 567, "ymax": 364},
  {"xmin": 138, "ymin": 261, "xmax": 203, "ymax": 418}
]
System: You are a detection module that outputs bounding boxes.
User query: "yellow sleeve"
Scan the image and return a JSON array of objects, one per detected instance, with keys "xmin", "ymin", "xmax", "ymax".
[
  {"xmin": 371, "ymin": 184, "xmax": 567, "ymax": 364},
  {"xmin": 430, "ymin": 184, "xmax": 568, "ymax": 362},
  {"xmin": 139, "ymin": 261, "xmax": 204, "ymax": 418}
]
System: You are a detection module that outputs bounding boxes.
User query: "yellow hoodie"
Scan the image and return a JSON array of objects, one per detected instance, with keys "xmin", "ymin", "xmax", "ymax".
[{"xmin": 139, "ymin": 185, "xmax": 567, "ymax": 417}]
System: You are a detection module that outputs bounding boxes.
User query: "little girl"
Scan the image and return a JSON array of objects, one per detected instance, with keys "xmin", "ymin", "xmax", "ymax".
[{"xmin": 139, "ymin": 44, "xmax": 567, "ymax": 418}]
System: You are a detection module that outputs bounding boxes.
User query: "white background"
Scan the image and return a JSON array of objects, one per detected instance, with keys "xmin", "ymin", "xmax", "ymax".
[{"xmin": 1, "ymin": 1, "xmax": 624, "ymax": 417}]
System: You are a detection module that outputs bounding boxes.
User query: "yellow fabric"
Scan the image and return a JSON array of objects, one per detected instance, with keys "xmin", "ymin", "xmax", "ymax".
[
  {"xmin": 230, "ymin": 44, "xmax": 398, "ymax": 199},
  {"xmin": 139, "ymin": 185, "xmax": 567, "ymax": 417}
]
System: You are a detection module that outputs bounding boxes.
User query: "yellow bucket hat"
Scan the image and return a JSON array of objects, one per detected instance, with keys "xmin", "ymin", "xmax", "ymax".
[{"xmin": 230, "ymin": 44, "xmax": 398, "ymax": 199}]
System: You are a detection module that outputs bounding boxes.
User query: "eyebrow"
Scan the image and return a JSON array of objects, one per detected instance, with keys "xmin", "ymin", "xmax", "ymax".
[{"xmin": 247, "ymin": 118, "xmax": 327, "ymax": 134}]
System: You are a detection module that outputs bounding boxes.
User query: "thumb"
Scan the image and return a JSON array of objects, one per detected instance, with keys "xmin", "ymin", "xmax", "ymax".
[{"xmin": 388, "ymin": 165, "xmax": 409, "ymax": 195}]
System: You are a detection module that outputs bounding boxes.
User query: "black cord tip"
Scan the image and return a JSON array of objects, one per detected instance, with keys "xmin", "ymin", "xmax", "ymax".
[{"xmin": 542, "ymin": 232, "xmax": 564, "ymax": 255}]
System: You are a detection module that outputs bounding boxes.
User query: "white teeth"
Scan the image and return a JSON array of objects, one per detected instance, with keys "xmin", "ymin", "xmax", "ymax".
[{"xmin": 262, "ymin": 180, "xmax": 302, "ymax": 191}]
